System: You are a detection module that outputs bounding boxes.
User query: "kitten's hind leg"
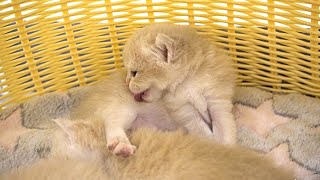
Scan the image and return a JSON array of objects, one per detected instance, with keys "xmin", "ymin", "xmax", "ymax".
[
  {"xmin": 174, "ymin": 104, "xmax": 214, "ymax": 139},
  {"xmin": 103, "ymin": 106, "xmax": 138, "ymax": 157},
  {"xmin": 207, "ymin": 99, "xmax": 237, "ymax": 145}
]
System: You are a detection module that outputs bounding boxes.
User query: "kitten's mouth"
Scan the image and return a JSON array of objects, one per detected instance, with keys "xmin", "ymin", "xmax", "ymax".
[{"xmin": 133, "ymin": 89, "xmax": 149, "ymax": 102}]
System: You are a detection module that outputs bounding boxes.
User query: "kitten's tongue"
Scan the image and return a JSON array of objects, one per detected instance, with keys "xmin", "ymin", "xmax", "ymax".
[{"xmin": 134, "ymin": 92, "xmax": 144, "ymax": 102}]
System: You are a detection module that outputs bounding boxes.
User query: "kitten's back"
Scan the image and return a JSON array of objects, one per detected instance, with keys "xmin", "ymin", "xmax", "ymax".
[
  {"xmin": 58, "ymin": 120, "xmax": 293, "ymax": 180},
  {"xmin": 108, "ymin": 128, "xmax": 293, "ymax": 180}
]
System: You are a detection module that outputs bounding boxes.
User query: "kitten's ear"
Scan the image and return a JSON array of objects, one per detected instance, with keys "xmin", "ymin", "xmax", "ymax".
[
  {"xmin": 53, "ymin": 118, "xmax": 75, "ymax": 141},
  {"xmin": 155, "ymin": 34, "xmax": 175, "ymax": 63}
]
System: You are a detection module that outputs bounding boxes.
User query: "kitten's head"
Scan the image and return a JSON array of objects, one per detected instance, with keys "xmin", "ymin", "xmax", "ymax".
[
  {"xmin": 53, "ymin": 118, "xmax": 107, "ymax": 160},
  {"xmin": 123, "ymin": 24, "xmax": 196, "ymax": 102}
]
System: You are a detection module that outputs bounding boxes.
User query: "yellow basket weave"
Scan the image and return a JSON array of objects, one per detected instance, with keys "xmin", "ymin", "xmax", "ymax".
[{"xmin": 0, "ymin": 0, "xmax": 319, "ymax": 109}]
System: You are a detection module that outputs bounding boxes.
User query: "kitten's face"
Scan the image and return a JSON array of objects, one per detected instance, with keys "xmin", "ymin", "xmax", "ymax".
[
  {"xmin": 124, "ymin": 53, "xmax": 174, "ymax": 103},
  {"xmin": 123, "ymin": 32, "xmax": 185, "ymax": 103}
]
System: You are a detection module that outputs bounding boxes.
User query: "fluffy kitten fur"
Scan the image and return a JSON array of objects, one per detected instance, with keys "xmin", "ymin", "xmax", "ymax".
[
  {"xmin": 124, "ymin": 23, "xmax": 237, "ymax": 144},
  {"xmin": 1, "ymin": 119, "xmax": 293, "ymax": 180}
]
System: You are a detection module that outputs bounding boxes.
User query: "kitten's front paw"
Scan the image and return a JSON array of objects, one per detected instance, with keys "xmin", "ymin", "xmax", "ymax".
[{"xmin": 107, "ymin": 138, "xmax": 136, "ymax": 157}]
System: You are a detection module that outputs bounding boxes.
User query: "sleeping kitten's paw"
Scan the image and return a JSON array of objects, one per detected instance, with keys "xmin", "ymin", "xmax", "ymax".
[
  {"xmin": 107, "ymin": 138, "xmax": 136, "ymax": 157},
  {"xmin": 113, "ymin": 142, "xmax": 136, "ymax": 157},
  {"xmin": 107, "ymin": 138, "xmax": 120, "ymax": 151}
]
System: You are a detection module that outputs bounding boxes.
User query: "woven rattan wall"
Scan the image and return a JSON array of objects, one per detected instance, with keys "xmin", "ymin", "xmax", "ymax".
[{"xmin": 0, "ymin": 0, "xmax": 319, "ymax": 109}]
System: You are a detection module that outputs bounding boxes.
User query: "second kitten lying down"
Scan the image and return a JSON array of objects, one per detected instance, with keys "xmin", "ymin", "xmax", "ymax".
[{"xmin": 1, "ymin": 119, "xmax": 293, "ymax": 180}]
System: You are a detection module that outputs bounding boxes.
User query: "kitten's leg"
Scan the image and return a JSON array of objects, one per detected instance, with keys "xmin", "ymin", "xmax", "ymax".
[
  {"xmin": 207, "ymin": 99, "xmax": 237, "ymax": 145},
  {"xmin": 173, "ymin": 104, "xmax": 213, "ymax": 139},
  {"xmin": 103, "ymin": 106, "xmax": 137, "ymax": 157}
]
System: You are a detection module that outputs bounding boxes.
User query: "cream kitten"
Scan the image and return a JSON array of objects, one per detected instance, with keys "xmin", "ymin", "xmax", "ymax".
[
  {"xmin": 72, "ymin": 23, "xmax": 237, "ymax": 157},
  {"xmin": 70, "ymin": 69, "xmax": 178, "ymax": 157},
  {"xmin": 1, "ymin": 119, "xmax": 293, "ymax": 180},
  {"xmin": 124, "ymin": 23, "xmax": 237, "ymax": 144}
]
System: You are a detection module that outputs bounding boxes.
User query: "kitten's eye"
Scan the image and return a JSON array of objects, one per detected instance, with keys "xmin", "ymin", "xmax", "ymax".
[{"xmin": 131, "ymin": 71, "xmax": 138, "ymax": 77}]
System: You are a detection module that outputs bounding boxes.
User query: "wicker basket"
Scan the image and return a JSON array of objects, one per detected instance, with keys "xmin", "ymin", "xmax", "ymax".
[{"xmin": 0, "ymin": 0, "xmax": 319, "ymax": 109}]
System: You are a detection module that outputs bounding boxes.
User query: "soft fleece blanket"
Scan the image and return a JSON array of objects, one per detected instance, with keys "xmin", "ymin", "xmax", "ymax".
[{"xmin": 0, "ymin": 86, "xmax": 319, "ymax": 180}]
